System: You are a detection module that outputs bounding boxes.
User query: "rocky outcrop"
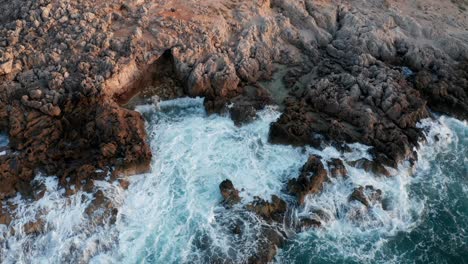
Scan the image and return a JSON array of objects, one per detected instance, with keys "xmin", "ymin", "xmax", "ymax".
[
  {"xmin": 219, "ymin": 179, "xmax": 241, "ymax": 207},
  {"xmin": 349, "ymin": 185, "xmax": 383, "ymax": 208},
  {"xmin": 288, "ymin": 155, "xmax": 329, "ymax": 205},
  {"xmin": 0, "ymin": 0, "xmax": 159, "ymax": 201},
  {"xmin": 267, "ymin": 1, "xmax": 467, "ymax": 168},
  {"xmin": 327, "ymin": 158, "xmax": 348, "ymax": 178}
]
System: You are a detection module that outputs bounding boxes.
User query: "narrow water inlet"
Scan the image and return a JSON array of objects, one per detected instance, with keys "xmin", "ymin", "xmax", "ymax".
[
  {"xmin": 0, "ymin": 133, "xmax": 8, "ymax": 156},
  {"xmin": 0, "ymin": 99, "xmax": 466, "ymax": 264},
  {"xmin": 0, "ymin": 133, "xmax": 8, "ymax": 148}
]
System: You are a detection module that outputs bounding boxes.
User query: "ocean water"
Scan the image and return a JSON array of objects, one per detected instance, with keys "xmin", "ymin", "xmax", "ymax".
[
  {"xmin": 0, "ymin": 133, "xmax": 8, "ymax": 156},
  {"xmin": 0, "ymin": 133, "xmax": 8, "ymax": 147},
  {"xmin": 0, "ymin": 98, "xmax": 466, "ymax": 264}
]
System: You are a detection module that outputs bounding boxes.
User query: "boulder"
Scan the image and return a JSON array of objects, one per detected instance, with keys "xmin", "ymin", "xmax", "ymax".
[
  {"xmin": 349, "ymin": 185, "xmax": 383, "ymax": 208},
  {"xmin": 219, "ymin": 179, "xmax": 241, "ymax": 207},
  {"xmin": 288, "ymin": 155, "xmax": 329, "ymax": 204},
  {"xmin": 327, "ymin": 158, "xmax": 348, "ymax": 178}
]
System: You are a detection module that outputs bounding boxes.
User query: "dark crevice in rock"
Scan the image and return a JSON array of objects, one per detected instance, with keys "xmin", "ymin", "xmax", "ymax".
[{"xmin": 115, "ymin": 49, "xmax": 185, "ymax": 107}]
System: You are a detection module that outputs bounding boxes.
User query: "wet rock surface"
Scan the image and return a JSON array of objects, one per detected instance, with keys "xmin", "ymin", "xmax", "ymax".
[
  {"xmin": 246, "ymin": 195, "xmax": 287, "ymax": 223},
  {"xmin": 219, "ymin": 179, "xmax": 241, "ymax": 208},
  {"xmin": 349, "ymin": 185, "xmax": 383, "ymax": 208},
  {"xmin": 349, "ymin": 158, "xmax": 391, "ymax": 177},
  {"xmin": 327, "ymin": 158, "xmax": 348, "ymax": 178},
  {"xmin": 288, "ymin": 155, "xmax": 329, "ymax": 205}
]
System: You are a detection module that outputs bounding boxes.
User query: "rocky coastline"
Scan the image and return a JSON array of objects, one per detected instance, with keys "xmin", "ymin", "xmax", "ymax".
[{"xmin": 0, "ymin": 0, "xmax": 467, "ymax": 262}]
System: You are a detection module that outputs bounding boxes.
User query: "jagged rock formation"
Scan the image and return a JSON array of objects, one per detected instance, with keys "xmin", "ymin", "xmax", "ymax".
[
  {"xmin": 288, "ymin": 155, "xmax": 329, "ymax": 205},
  {"xmin": 268, "ymin": 1, "xmax": 468, "ymax": 167},
  {"xmin": 0, "ymin": 0, "xmax": 467, "ymax": 249}
]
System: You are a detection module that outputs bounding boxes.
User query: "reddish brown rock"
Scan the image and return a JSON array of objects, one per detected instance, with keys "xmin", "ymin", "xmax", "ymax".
[
  {"xmin": 0, "ymin": 205, "xmax": 12, "ymax": 226},
  {"xmin": 23, "ymin": 219, "xmax": 44, "ymax": 235},
  {"xmin": 119, "ymin": 179, "xmax": 130, "ymax": 190},
  {"xmin": 349, "ymin": 158, "xmax": 391, "ymax": 177},
  {"xmin": 246, "ymin": 195, "xmax": 287, "ymax": 223},
  {"xmin": 349, "ymin": 185, "xmax": 383, "ymax": 208},
  {"xmin": 288, "ymin": 155, "xmax": 329, "ymax": 205},
  {"xmin": 85, "ymin": 190, "xmax": 118, "ymax": 225},
  {"xmin": 327, "ymin": 158, "xmax": 348, "ymax": 178}
]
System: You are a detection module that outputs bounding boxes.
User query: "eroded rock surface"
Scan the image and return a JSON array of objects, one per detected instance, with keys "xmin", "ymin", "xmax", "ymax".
[
  {"xmin": 288, "ymin": 155, "xmax": 329, "ymax": 205},
  {"xmin": 268, "ymin": 1, "xmax": 468, "ymax": 167},
  {"xmin": 349, "ymin": 185, "xmax": 383, "ymax": 208}
]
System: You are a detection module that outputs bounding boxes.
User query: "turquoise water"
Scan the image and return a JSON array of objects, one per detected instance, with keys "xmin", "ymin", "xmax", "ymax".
[
  {"xmin": 0, "ymin": 133, "xmax": 8, "ymax": 147},
  {"xmin": 0, "ymin": 99, "xmax": 466, "ymax": 264}
]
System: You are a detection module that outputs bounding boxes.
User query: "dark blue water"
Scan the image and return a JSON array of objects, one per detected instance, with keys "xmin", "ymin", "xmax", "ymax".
[{"xmin": 0, "ymin": 133, "xmax": 8, "ymax": 147}]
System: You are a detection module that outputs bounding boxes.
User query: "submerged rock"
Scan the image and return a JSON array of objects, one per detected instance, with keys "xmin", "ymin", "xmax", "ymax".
[
  {"xmin": 297, "ymin": 218, "xmax": 322, "ymax": 231},
  {"xmin": 23, "ymin": 219, "xmax": 44, "ymax": 235},
  {"xmin": 217, "ymin": 179, "xmax": 288, "ymax": 264},
  {"xmin": 85, "ymin": 190, "xmax": 118, "ymax": 225}
]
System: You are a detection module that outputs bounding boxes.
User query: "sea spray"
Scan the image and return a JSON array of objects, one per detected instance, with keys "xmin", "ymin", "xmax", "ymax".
[
  {"xmin": 0, "ymin": 175, "xmax": 125, "ymax": 264},
  {"xmin": 0, "ymin": 98, "xmax": 466, "ymax": 264}
]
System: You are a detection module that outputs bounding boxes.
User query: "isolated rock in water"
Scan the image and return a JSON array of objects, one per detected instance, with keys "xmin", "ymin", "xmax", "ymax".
[
  {"xmin": 0, "ymin": 205, "xmax": 12, "ymax": 226},
  {"xmin": 219, "ymin": 179, "xmax": 241, "ymax": 207},
  {"xmin": 327, "ymin": 158, "xmax": 348, "ymax": 178},
  {"xmin": 288, "ymin": 155, "xmax": 329, "ymax": 205},
  {"xmin": 349, "ymin": 185, "xmax": 383, "ymax": 208},
  {"xmin": 217, "ymin": 180, "xmax": 287, "ymax": 264},
  {"xmin": 229, "ymin": 104, "xmax": 257, "ymax": 126}
]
